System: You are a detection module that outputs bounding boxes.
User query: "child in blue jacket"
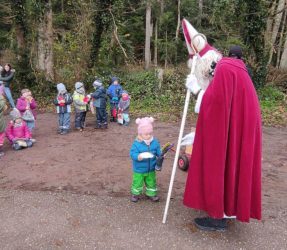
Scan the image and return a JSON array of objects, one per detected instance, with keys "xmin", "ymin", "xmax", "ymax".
[
  {"xmin": 129, "ymin": 117, "xmax": 161, "ymax": 202},
  {"xmin": 107, "ymin": 77, "xmax": 122, "ymax": 122}
]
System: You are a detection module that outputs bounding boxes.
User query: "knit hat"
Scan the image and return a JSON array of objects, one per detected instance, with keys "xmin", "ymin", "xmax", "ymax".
[
  {"xmin": 57, "ymin": 83, "xmax": 67, "ymax": 94},
  {"xmin": 75, "ymin": 81, "xmax": 84, "ymax": 89},
  {"xmin": 10, "ymin": 108, "xmax": 21, "ymax": 121},
  {"xmin": 75, "ymin": 81, "xmax": 85, "ymax": 94},
  {"xmin": 111, "ymin": 77, "xmax": 119, "ymax": 84},
  {"xmin": 136, "ymin": 117, "xmax": 154, "ymax": 135},
  {"xmin": 121, "ymin": 90, "xmax": 129, "ymax": 101},
  {"xmin": 228, "ymin": 45, "xmax": 243, "ymax": 59},
  {"xmin": 93, "ymin": 79, "xmax": 102, "ymax": 88}
]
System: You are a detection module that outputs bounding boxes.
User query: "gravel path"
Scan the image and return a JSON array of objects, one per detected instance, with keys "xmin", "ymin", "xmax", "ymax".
[{"xmin": 0, "ymin": 189, "xmax": 286, "ymax": 250}]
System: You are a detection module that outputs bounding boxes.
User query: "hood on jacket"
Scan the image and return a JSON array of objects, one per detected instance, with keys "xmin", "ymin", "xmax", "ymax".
[
  {"xmin": 75, "ymin": 81, "xmax": 85, "ymax": 94},
  {"xmin": 57, "ymin": 83, "xmax": 67, "ymax": 94}
]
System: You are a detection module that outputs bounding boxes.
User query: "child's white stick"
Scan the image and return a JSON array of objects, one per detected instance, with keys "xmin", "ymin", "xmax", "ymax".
[{"xmin": 162, "ymin": 55, "xmax": 198, "ymax": 224}]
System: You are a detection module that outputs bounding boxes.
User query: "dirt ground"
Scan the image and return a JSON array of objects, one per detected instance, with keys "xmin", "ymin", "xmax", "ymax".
[{"xmin": 0, "ymin": 112, "xmax": 286, "ymax": 249}]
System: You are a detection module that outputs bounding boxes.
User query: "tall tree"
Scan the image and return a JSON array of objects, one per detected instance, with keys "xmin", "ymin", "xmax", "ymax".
[
  {"xmin": 280, "ymin": 34, "xmax": 287, "ymax": 69},
  {"xmin": 37, "ymin": 0, "xmax": 54, "ymax": 81},
  {"xmin": 241, "ymin": 0, "xmax": 269, "ymax": 87},
  {"xmin": 175, "ymin": 0, "xmax": 181, "ymax": 39},
  {"xmin": 90, "ymin": 0, "xmax": 113, "ymax": 67},
  {"xmin": 145, "ymin": 0, "xmax": 152, "ymax": 69},
  {"xmin": 268, "ymin": 0, "xmax": 286, "ymax": 64},
  {"xmin": 198, "ymin": 0, "xmax": 203, "ymax": 26},
  {"xmin": 11, "ymin": 0, "xmax": 35, "ymax": 87}
]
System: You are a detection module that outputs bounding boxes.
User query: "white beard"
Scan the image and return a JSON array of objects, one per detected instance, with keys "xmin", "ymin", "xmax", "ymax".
[{"xmin": 188, "ymin": 50, "xmax": 222, "ymax": 90}]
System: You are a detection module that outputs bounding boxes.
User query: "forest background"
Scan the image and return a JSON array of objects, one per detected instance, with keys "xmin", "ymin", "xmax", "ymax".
[{"xmin": 0, "ymin": 0, "xmax": 286, "ymax": 126}]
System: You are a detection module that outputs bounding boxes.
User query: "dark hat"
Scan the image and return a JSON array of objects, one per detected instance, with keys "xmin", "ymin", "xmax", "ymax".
[
  {"xmin": 228, "ymin": 45, "xmax": 243, "ymax": 59},
  {"xmin": 111, "ymin": 77, "xmax": 119, "ymax": 84}
]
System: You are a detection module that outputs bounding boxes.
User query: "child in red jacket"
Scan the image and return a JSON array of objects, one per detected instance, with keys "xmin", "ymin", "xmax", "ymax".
[{"xmin": 6, "ymin": 109, "xmax": 35, "ymax": 150}]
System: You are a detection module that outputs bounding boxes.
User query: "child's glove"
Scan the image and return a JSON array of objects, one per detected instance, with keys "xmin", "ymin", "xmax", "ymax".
[
  {"xmin": 138, "ymin": 152, "xmax": 154, "ymax": 160},
  {"xmin": 155, "ymin": 143, "xmax": 174, "ymax": 171},
  {"xmin": 155, "ymin": 156, "xmax": 164, "ymax": 171}
]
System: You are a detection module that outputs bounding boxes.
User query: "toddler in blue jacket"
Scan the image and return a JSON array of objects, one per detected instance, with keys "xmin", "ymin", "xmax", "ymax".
[
  {"xmin": 107, "ymin": 77, "xmax": 122, "ymax": 122},
  {"xmin": 130, "ymin": 117, "xmax": 161, "ymax": 202}
]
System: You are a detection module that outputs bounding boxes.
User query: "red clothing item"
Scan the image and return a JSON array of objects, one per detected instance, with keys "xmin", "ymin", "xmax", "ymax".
[
  {"xmin": 16, "ymin": 96, "xmax": 37, "ymax": 119},
  {"xmin": 183, "ymin": 58, "xmax": 262, "ymax": 222},
  {"xmin": 5, "ymin": 121, "xmax": 31, "ymax": 143}
]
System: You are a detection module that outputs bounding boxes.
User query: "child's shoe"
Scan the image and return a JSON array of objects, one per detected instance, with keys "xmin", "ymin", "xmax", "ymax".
[
  {"xmin": 131, "ymin": 195, "xmax": 139, "ymax": 202},
  {"xmin": 61, "ymin": 129, "xmax": 68, "ymax": 135},
  {"xmin": 148, "ymin": 195, "xmax": 159, "ymax": 202},
  {"xmin": 94, "ymin": 124, "xmax": 101, "ymax": 129},
  {"xmin": 102, "ymin": 123, "xmax": 108, "ymax": 129}
]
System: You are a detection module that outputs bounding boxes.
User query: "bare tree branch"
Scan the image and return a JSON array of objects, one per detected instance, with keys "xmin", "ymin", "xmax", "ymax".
[{"xmin": 109, "ymin": 8, "xmax": 129, "ymax": 63}]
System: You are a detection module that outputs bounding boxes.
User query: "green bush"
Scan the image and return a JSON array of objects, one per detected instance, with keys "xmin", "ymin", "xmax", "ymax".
[{"xmin": 258, "ymin": 85, "xmax": 286, "ymax": 108}]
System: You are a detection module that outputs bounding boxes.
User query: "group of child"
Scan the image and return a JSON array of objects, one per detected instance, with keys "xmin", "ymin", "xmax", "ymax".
[
  {"xmin": 0, "ymin": 88, "xmax": 37, "ymax": 157},
  {"xmin": 54, "ymin": 77, "xmax": 130, "ymax": 134},
  {"xmin": 0, "ymin": 75, "xmax": 163, "ymax": 204}
]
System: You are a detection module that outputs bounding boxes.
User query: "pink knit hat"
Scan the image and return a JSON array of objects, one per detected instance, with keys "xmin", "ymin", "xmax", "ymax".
[{"xmin": 136, "ymin": 117, "xmax": 154, "ymax": 135}]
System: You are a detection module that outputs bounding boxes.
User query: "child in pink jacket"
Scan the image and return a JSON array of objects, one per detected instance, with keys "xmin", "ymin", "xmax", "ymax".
[
  {"xmin": 16, "ymin": 89, "xmax": 37, "ymax": 132},
  {"xmin": 6, "ymin": 109, "xmax": 35, "ymax": 150}
]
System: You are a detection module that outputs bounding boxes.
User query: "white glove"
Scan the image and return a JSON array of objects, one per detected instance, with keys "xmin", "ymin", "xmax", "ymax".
[
  {"xmin": 181, "ymin": 132, "xmax": 195, "ymax": 146},
  {"xmin": 139, "ymin": 152, "xmax": 154, "ymax": 159},
  {"xmin": 185, "ymin": 74, "xmax": 201, "ymax": 95}
]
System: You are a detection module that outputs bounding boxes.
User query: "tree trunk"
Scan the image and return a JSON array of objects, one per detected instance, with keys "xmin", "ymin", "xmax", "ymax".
[
  {"xmin": 280, "ymin": 34, "xmax": 287, "ymax": 69},
  {"xmin": 276, "ymin": 9, "xmax": 287, "ymax": 68},
  {"xmin": 153, "ymin": 19, "xmax": 158, "ymax": 67},
  {"xmin": 145, "ymin": 1, "xmax": 152, "ymax": 69},
  {"xmin": 12, "ymin": 0, "xmax": 27, "ymax": 58},
  {"xmin": 45, "ymin": 1, "xmax": 54, "ymax": 81},
  {"xmin": 265, "ymin": 0, "xmax": 276, "ymax": 46},
  {"xmin": 37, "ymin": 0, "xmax": 54, "ymax": 81},
  {"xmin": 164, "ymin": 30, "xmax": 168, "ymax": 69},
  {"xmin": 198, "ymin": 0, "xmax": 203, "ymax": 27},
  {"xmin": 268, "ymin": 0, "xmax": 286, "ymax": 64},
  {"xmin": 175, "ymin": 0, "xmax": 181, "ymax": 39}
]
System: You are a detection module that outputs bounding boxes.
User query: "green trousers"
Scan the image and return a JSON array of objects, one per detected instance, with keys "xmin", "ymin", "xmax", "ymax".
[{"xmin": 131, "ymin": 171, "xmax": 157, "ymax": 197}]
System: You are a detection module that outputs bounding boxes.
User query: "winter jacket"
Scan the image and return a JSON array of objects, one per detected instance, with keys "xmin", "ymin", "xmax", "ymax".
[
  {"xmin": 16, "ymin": 97, "xmax": 37, "ymax": 119},
  {"xmin": 53, "ymin": 93, "xmax": 73, "ymax": 113},
  {"xmin": 107, "ymin": 84, "xmax": 123, "ymax": 104},
  {"xmin": 72, "ymin": 91, "xmax": 88, "ymax": 112},
  {"xmin": 0, "ymin": 71, "xmax": 15, "ymax": 88},
  {"xmin": 130, "ymin": 137, "xmax": 161, "ymax": 174},
  {"xmin": 91, "ymin": 86, "xmax": 107, "ymax": 108},
  {"xmin": 118, "ymin": 98, "xmax": 130, "ymax": 114},
  {"xmin": 0, "ymin": 95, "xmax": 6, "ymax": 133},
  {"xmin": 6, "ymin": 121, "xmax": 31, "ymax": 143}
]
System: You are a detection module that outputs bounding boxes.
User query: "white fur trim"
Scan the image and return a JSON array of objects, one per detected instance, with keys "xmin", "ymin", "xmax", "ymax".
[
  {"xmin": 195, "ymin": 90, "xmax": 205, "ymax": 113},
  {"xmin": 188, "ymin": 50, "xmax": 222, "ymax": 90}
]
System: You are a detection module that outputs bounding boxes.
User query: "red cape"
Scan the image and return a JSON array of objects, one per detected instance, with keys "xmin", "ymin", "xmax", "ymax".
[{"xmin": 183, "ymin": 58, "xmax": 262, "ymax": 222}]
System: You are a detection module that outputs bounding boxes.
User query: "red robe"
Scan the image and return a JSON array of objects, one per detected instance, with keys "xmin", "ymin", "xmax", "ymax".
[{"xmin": 183, "ymin": 58, "xmax": 262, "ymax": 222}]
